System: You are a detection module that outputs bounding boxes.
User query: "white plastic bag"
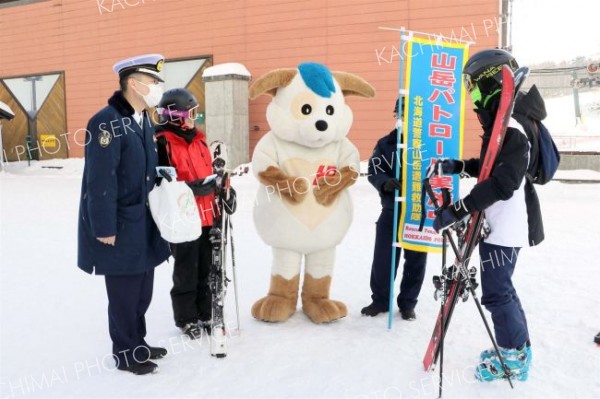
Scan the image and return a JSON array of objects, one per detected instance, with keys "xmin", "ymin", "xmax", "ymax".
[{"xmin": 149, "ymin": 179, "xmax": 202, "ymax": 243}]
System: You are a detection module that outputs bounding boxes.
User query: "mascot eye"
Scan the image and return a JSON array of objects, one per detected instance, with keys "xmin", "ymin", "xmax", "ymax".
[
  {"xmin": 301, "ymin": 104, "xmax": 312, "ymax": 115},
  {"xmin": 326, "ymin": 105, "xmax": 334, "ymax": 115}
]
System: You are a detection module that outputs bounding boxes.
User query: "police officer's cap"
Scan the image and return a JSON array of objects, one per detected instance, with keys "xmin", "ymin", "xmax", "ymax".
[
  {"xmin": 393, "ymin": 97, "xmax": 406, "ymax": 114},
  {"xmin": 113, "ymin": 54, "xmax": 165, "ymax": 83}
]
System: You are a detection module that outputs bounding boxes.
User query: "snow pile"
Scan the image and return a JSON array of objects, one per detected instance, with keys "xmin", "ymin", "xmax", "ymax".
[
  {"xmin": 0, "ymin": 101, "xmax": 15, "ymax": 120},
  {"xmin": 202, "ymin": 63, "xmax": 251, "ymax": 79},
  {"xmin": 1, "ymin": 159, "xmax": 599, "ymax": 399}
]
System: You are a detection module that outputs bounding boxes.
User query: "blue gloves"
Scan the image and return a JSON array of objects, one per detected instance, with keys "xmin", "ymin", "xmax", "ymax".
[{"xmin": 433, "ymin": 199, "xmax": 471, "ymax": 232}]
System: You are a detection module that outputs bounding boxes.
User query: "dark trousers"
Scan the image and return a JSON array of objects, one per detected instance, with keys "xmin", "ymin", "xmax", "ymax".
[
  {"xmin": 170, "ymin": 226, "xmax": 212, "ymax": 327},
  {"xmin": 479, "ymin": 241, "xmax": 529, "ymax": 349},
  {"xmin": 104, "ymin": 268, "xmax": 154, "ymax": 369},
  {"xmin": 370, "ymin": 209, "xmax": 427, "ymax": 311}
]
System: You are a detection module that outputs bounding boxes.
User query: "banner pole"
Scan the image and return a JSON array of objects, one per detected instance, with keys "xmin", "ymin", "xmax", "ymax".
[{"xmin": 387, "ymin": 27, "xmax": 407, "ymax": 330}]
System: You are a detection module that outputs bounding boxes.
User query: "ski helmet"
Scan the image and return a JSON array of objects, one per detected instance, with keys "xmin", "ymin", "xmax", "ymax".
[
  {"xmin": 157, "ymin": 88, "xmax": 199, "ymax": 128},
  {"xmin": 463, "ymin": 49, "xmax": 518, "ymax": 108}
]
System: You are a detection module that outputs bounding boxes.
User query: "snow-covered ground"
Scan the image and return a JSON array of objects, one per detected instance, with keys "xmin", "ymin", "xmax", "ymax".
[
  {"xmin": 1, "ymin": 159, "xmax": 599, "ymax": 399},
  {"xmin": 544, "ymin": 91, "xmax": 600, "ymax": 152},
  {"xmin": 554, "ymin": 169, "xmax": 600, "ymax": 181}
]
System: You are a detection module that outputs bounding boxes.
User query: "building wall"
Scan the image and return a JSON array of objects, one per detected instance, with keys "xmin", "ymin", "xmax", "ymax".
[{"xmin": 0, "ymin": 0, "xmax": 501, "ymax": 160}]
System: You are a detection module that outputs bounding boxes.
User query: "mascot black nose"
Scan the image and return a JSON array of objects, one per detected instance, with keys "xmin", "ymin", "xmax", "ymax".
[{"xmin": 315, "ymin": 120, "xmax": 328, "ymax": 132}]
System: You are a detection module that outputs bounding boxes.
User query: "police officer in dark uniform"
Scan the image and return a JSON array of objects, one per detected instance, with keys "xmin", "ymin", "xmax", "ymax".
[
  {"xmin": 77, "ymin": 54, "xmax": 170, "ymax": 375},
  {"xmin": 361, "ymin": 98, "xmax": 428, "ymax": 321}
]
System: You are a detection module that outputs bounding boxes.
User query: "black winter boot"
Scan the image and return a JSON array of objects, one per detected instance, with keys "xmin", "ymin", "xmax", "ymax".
[
  {"xmin": 361, "ymin": 302, "xmax": 387, "ymax": 317},
  {"xmin": 119, "ymin": 360, "xmax": 158, "ymax": 375},
  {"xmin": 400, "ymin": 308, "xmax": 416, "ymax": 321}
]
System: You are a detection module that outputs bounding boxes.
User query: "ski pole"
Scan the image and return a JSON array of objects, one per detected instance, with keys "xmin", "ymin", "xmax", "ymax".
[
  {"xmin": 437, "ymin": 187, "xmax": 451, "ymax": 398},
  {"xmin": 228, "ymin": 217, "xmax": 241, "ymax": 335},
  {"xmin": 439, "ymin": 232, "xmax": 446, "ymax": 399},
  {"xmin": 422, "ymin": 178, "xmax": 513, "ymax": 389}
]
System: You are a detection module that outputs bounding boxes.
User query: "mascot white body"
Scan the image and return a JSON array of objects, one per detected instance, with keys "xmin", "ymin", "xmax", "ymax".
[{"xmin": 250, "ymin": 62, "xmax": 375, "ymax": 323}]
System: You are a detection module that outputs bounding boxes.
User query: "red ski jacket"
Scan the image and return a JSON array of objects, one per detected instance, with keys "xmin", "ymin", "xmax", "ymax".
[{"xmin": 156, "ymin": 129, "xmax": 216, "ymax": 227}]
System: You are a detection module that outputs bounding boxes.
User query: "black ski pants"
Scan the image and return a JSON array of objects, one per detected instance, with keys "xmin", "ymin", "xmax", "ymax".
[{"xmin": 170, "ymin": 226, "xmax": 213, "ymax": 327}]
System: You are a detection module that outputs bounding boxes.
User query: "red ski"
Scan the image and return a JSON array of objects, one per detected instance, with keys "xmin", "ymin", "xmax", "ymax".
[{"xmin": 423, "ymin": 65, "xmax": 528, "ymax": 371}]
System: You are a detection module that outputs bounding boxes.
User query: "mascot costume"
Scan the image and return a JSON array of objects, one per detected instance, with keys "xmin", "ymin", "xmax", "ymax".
[{"xmin": 249, "ymin": 62, "xmax": 375, "ymax": 323}]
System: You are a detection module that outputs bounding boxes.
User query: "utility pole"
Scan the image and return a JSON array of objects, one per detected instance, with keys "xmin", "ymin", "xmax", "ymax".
[
  {"xmin": 571, "ymin": 70, "xmax": 582, "ymax": 125},
  {"xmin": 23, "ymin": 75, "xmax": 42, "ymax": 164},
  {"xmin": 501, "ymin": 0, "xmax": 512, "ymax": 51}
]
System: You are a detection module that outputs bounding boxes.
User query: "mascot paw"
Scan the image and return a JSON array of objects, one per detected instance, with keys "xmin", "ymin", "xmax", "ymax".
[
  {"xmin": 313, "ymin": 188, "xmax": 336, "ymax": 207},
  {"xmin": 287, "ymin": 178, "xmax": 309, "ymax": 204},
  {"xmin": 258, "ymin": 166, "xmax": 308, "ymax": 204},
  {"xmin": 313, "ymin": 166, "xmax": 358, "ymax": 207},
  {"xmin": 251, "ymin": 295, "xmax": 297, "ymax": 322},
  {"xmin": 302, "ymin": 299, "xmax": 348, "ymax": 323}
]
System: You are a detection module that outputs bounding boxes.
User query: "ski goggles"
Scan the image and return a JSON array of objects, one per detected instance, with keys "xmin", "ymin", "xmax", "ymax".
[
  {"xmin": 464, "ymin": 71, "xmax": 502, "ymax": 96},
  {"xmin": 157, "ymin": 106, "xmax": 200, "ymax": 121},
  {"xmin": 463, "ymin": 74, "xmax": 477, "ymax": 93}
]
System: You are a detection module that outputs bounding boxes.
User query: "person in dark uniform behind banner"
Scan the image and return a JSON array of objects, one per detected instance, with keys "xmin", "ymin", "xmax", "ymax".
[
  {"xmin": 77, "ymin": 54, "xmax": 170, "ymax": 375},
  {"xmin": 361, "ymin": 98, "xmax": 428, "ymax": 321}
]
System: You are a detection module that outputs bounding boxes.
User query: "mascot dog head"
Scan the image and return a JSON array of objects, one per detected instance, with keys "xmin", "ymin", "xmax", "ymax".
[{"xmin": 250, "ymin": 62, "xmax": 375, "ymax": 148}]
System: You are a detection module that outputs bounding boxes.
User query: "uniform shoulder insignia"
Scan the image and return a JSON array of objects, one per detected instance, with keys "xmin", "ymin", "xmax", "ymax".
[{"xmin": 98, "ymin": 130, "xmax": 113, "ymax": 148}]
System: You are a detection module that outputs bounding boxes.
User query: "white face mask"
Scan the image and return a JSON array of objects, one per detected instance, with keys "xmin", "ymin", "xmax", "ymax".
[
  {"xmin": 134, "ymin": 80, "xmax": 164, "ymax": 108},
  {"xmin": 395, "ymin": 118, "xmax": 403, "ymax": 133}
]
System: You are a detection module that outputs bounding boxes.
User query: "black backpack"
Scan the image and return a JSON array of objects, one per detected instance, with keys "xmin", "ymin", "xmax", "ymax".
[{"xmin": 513, "ymin": 114, "xmax": 561, "ymax": 185}]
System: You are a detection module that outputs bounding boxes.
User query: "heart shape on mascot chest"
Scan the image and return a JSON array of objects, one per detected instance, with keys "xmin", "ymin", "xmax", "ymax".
[{"xmin": 280, "ymin": 157, "xmax": 340, "ymax": 231}]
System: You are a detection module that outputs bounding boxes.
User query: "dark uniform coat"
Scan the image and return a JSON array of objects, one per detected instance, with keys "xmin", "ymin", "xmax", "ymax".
[{"xmin": 77, "ymin": 91, "xmax": 170, "ymax": 275}]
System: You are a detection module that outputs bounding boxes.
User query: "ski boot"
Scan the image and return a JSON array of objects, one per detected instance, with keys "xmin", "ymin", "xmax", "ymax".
[
  {"xmin": 480, "ymin": 340, "xmax": 532, "ymax": 372},
  {"xmin": 475, "ymin": 343, "xmax": 531, "ymax": 382},
  {"xmin": 198, "ymin": 320, "xmax": 212, "ymax": 335},
  {"xmin": 181, "ymin": 322, "xmax": 203, "ymax": 340}
]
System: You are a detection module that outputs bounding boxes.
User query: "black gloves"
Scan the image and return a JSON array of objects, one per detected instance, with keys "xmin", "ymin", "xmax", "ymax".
[
  {"xmin": 382, "ymin": 178, "xmax": 402, "ymax": 193},
  {"xmin": 156, "ymin": 168, "xmax": 173, "ymax": 186},
  {"xmin": 187, "ymin": 178, "xmax": 237, "ymax": 215},
  {"xmin": 433, "ymin": 199, "xmax": 471, "ymax": 232},
  {"xmin": 158, "ymin": 169, "xmax": 173, "ymax": 182},
  {"xmin": 222, "ymin": 188, "xmax": 237, "ymax": 215},
  {"xmin": 426, "ymin": 159, "xmax": 468, "ymax": 178},
  {"xmin": 187, "ymin": 178, "xmax": 216, "ymax": 196}
]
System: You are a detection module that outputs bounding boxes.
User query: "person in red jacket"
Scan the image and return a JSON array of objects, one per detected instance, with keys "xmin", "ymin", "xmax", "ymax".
[{"xmin": 155, "ymin": 88, "xmax": 235, "ymax": 339}]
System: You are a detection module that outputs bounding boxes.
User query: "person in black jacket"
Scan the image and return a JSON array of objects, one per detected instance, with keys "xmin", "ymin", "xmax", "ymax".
[
  {"xmin": 429, "ymin": 49, "xmax": 544, "ymax": 382},
  {"xmin": 361, "ymin": 98, "xmax": 428, "ymax": 321}
]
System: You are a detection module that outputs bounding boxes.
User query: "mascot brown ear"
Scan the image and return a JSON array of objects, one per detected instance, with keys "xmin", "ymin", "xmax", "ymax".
[
  {"xmin": 332, "ymin": 72, "xmax": 376, "ymax": 98},
  {"xmin": 249, "ymin": 69, "xmax": 298, "ymax": 99}
]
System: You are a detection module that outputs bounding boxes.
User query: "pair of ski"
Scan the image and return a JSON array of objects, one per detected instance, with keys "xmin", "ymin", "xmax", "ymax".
[
  {"xmin": 422, "ymin": 65, "xmax": 529, "ymax": 396},
  {"xmin": 206, "ymin": 141, "xmax": 248, "ymax": 358}
]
